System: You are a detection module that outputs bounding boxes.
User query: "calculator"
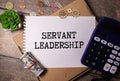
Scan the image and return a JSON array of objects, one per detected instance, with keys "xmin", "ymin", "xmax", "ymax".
[{"xmin": 81, "ymin": 17, "xmax": 120, "ymax": 75}]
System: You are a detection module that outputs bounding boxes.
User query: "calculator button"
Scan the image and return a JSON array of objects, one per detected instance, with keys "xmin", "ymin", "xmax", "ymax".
[
  {"xmin": 102, "ymin": 60, "xmax": 105, "ymax": 63},
  {"xmin": 88, "ymin": 54, "xmax": 91, "ymax": 57},
  {"xmin": 112, "ymin": 50, "xmax": 118, "ymax": 55},
  {"xmin": 97, "ymin": 52, "xmax": 101, "ymax": 55},
  {"xmin": 110, "ymin": 54, "xmax": 116, "ymax": 59},
  {"xmin": 93, "ymin": 42, "xmax": 97, "ymax": 46},
  {"xmin": 107, "ymin": 59, "xmax": 113, "ymax": 63},
  {"xmin": 101, "ymin": 40, "xmax": 107, "ymax": 45},
  {"xmin": 103, "ymin": 63, "xmax": 111, "ymax": 72},
  {"xmin": 90, "ymin": 49, "xmax": 94, "ymax": 52},
  {"xmin": 118, "ymin": 53, "xmax": 120, "ymax": 56},
  {"xmin": 106, "ymin": 49, "xmax": 111, "ymax": 52},
  {"xmin": 94, "ymin": 37, "xmax": 100, "ymax": 42},
  {"xmin": 114, "ymin": 61, "xmax": 119, "ymax": 66},
  {"xmin": 108, "ymin": 43, "xmax": 114, "ymax": 48},
  {"xmin": 85, "ymin": 60, "xmax": 89, "ymax": 63},
  {"xmin": 104, "ymin": 54, "xmax": 108, "ymax": 57},
  {"xmin": 92, "ymin": 62, "xmax": 96, "ymax": 66},
  {"xmin": 95, "ymin": 57, "xmax": 98, "ymax": 60},
  {"xmin": 110, "ymin": 66, "xmax": 117, "ymax": 74},
  {"xmin": 100, "ymin": 46, "xmax": 104, "ymax": 49},
  {"xmin": 114, "ymin": 45, "xmax": 120, "ymax": 51},
  {"xmin": 116, "ymin": 57, "xmax": 120, "ymax": 62}
]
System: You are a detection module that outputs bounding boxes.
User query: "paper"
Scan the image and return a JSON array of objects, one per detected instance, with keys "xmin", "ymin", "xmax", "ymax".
[{"xmin": 24, "ymin": 16, "xmax": 95, "ymax": 68}]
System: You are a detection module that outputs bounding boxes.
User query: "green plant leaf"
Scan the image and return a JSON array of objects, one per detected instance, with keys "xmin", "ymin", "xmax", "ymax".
[
  {"xmin": 2, "ymin": 23, "xmax": 10, "ymax": 29},
  {"xmin": 0, "ymin": 10, "xmax": 20, "ymax": 30}
]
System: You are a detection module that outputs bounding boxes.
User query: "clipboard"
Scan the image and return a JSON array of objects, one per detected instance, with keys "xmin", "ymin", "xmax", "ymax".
[{"xmin": 13, "ymin": 0, "xmax": 93, "ymax": 81}]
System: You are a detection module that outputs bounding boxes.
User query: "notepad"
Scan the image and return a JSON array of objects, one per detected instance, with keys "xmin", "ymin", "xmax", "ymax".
[{"xmin": 24, "ymin": 16, "xmax": 95, "ymax": 68}]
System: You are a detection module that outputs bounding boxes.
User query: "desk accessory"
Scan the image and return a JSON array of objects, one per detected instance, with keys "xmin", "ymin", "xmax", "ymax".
[{"xmin": 81, "ymin": 17, "xmax": 120, "ymax": 75}]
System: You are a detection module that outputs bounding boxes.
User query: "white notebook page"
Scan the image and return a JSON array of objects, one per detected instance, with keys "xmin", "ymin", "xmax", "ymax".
[{"xmin": 24, "ymin": 16, "xmax": 95, "ymax": 68}]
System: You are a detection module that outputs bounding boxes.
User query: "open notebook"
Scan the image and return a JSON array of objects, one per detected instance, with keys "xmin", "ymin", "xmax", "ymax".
[{"xmin": 24, "ymin": 16, "xmax": 95, "ymax": 68}]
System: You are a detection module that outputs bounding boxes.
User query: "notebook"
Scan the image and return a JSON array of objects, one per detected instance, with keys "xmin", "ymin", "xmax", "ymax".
[{"xmin": 24, "ymin": 16, "xmax": 95, "ymax": 68}]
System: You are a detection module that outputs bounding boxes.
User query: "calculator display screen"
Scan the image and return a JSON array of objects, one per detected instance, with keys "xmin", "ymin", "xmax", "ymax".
[
  {"xmin": 96, "ymin": 30, "xmax": 107, "ymax": 38},
  {"xmin": 100, "ymin": 21, "xmax": 120, "ymax": 36}
]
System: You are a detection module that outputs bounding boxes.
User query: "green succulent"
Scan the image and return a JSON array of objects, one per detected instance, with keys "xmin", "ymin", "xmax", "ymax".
[{"xmin": 0, "ymin": 10, "xmax": 20, "ymax": 30}]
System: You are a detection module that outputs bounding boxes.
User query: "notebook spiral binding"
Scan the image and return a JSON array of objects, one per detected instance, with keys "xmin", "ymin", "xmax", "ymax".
[{"xmin": 21, "ymin": 15, "xmax": 26, "ymax": 53}]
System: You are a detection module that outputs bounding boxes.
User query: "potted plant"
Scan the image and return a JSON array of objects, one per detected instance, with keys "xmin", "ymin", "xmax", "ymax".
[{"xmin": 0, "ymin": 10, "xmax": 21, "ymax": 31}]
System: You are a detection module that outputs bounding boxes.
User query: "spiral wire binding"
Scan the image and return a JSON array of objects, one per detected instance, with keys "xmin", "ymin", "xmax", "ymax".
[{"xmin": 22, "ymin": 15, "xmax": 26, "ymax": 52}]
